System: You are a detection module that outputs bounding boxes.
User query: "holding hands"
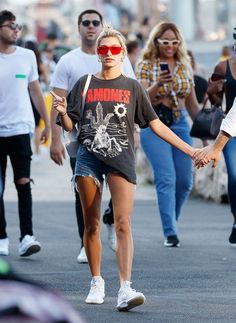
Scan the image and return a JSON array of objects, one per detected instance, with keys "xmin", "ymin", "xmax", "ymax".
[
  {"xmin": 192, "ymin": 131, "xmax": 231, "ymax": 169},
  {"xmin": 192, "ymin": 145, "xmax": 220, "ymax": 169}
]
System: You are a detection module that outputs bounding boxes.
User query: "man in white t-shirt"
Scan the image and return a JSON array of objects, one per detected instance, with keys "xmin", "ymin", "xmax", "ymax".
[
  {"xmin": 0, "ymin": 10, "xmax": 50, "ymax": 257},
  {"xmin": 50, "ymin": 9, "xmax": 136, "ymax": 263}
]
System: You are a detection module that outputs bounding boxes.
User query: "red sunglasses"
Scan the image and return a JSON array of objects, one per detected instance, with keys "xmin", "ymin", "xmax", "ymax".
[{"xmin": 97, "ymin": 45, "xmax": 122, "ymax": 55}]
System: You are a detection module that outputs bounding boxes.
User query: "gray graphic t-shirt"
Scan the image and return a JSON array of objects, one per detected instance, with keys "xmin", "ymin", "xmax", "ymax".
[{"xmin": 67, "ymin": 74, "xmax": 158, "ymax": 183}]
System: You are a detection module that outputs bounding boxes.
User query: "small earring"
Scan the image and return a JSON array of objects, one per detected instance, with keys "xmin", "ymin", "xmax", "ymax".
[{"xmin": 98, "ymin": 58, "xmax": 101, "ymax": 62}]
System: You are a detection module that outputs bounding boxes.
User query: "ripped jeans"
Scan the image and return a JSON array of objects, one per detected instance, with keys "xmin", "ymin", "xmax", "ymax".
[{"xmin": 0, "ymin": 134, "xmax": 33, "ymax": 240}]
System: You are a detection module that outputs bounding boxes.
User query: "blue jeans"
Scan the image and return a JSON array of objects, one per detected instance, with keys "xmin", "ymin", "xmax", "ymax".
[
  {"xmin": 223, "ymin": 137, "xmax": 236, "ymax": 215},
  {"xmin": 141, "ymin": 109, "xmax": 193, "ymax": 237},
  {"xmin": 74, "ymin": 145, "xmax": 121, "ymax": 189}
]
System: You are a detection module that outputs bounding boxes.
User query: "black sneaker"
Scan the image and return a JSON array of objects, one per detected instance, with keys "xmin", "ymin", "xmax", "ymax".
[
  {"xmin": 164, "ymin": 235, "xmax": 180, "ymax": 247},
  {"xmin": 229, "ymin": 226, "xmax": 236, "ymax": 244},
  {"xmin": 102, "ymin": 199, "xmax": 114, "ymax": 225}
]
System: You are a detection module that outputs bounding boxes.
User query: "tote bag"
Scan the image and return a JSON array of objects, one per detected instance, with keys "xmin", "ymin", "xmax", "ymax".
[{"xmin": 190, "ymin": 99, "xmax": 225, "ymax": 140}]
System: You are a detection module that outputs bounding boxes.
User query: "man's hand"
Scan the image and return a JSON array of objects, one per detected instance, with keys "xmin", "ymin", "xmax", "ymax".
[
  {"xmin": 50, "ymin": 136, "xmax": 66, "ymax": 165},
  {"xmin": 40, "ymin": 126, "xmax": 50, "ymax": 144}
]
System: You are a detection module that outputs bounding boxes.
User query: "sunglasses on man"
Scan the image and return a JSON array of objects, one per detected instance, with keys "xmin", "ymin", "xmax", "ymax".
[
  {"xmin": 157, "ymin": 39, "xmax": 180, "ymax": 46},
  {"xmin": 0, "ymin": 22, "xmax": 23, "ymax": 31},
  {"xmin": 81, "ymin": 20, "xmax": 101, "ymax": 27},
  {"xmin": 97, "ymin": 45, "xmax": 122, "ymax": 55}
]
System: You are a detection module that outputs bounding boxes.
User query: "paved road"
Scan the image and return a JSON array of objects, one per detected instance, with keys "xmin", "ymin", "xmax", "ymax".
[{"xmin": 3, "ymin": 153, "xmax": 236, "ymax": 323}]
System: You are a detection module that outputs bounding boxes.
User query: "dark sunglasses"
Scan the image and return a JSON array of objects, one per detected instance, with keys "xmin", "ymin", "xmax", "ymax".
[
  {"xmin": 97, "ymin": 46, "xmax": 122, "ymax": 55},
  {"xmin": 81, "ymin": 20, "xmax": 101, "ymax": 27},
  {"xmin": 0, "ymin": 22, "xmax": 23, "ymax": 31}
]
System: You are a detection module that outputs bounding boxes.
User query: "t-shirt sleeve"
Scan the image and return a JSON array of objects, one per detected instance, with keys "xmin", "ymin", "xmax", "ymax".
[
  {"xmin": 134, "ymin": 81, "xmax": 158, "ymax": 128},
  {"xmin": 50, "ymin": 56, "xmax": 69, "ymax": 90},
  {"xmin": 28, "ymin": 51, "xmax": 39, "ymax": 83}
]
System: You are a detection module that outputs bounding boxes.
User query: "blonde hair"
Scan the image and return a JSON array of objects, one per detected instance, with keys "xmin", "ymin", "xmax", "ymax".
[
  {"xmin": 142, "ymin": 21, "xmax": 190, "ymax": 68},
  {"xmin": 96, "ymin": 23, "xmax": 127, "ymax": 56}
]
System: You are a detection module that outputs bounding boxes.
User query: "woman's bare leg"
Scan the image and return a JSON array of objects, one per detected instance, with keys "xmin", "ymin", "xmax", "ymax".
[
  {"xmin": 107, "ymin": 174, "xmax": 135, "ymax": 286},
  {"xmin": 77, "ymin": 176, "xmax": 102, "ymax": 276}
]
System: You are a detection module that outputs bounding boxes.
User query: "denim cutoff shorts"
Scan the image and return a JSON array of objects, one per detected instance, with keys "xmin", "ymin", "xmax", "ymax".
[{"xmin": 73, "ymin": 145, "xmax": 120, "ymax": 190}]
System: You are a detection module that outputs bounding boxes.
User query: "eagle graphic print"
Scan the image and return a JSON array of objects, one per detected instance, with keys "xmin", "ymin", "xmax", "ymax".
[{"xmin": 81, "ymin": 101, "xmax": 129, "ymax": 158}]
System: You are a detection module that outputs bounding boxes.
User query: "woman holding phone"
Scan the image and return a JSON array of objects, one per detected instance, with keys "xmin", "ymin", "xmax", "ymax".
[
  {"xmin": 52, "ymin": 24, "xmax": 199, "ymax": 310},
  {"xmin": 136, "ymin": 22, "xmax": 201, "ymax": 247}
]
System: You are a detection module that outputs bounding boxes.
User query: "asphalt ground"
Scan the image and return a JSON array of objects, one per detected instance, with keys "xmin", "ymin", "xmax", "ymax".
[{"xmin": 3, "ymin": 153, "xmax": 236, "ymax": 323}]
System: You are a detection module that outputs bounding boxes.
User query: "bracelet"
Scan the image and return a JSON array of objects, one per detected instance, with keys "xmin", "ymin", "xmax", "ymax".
[{"xmin": 60, "ymin": 112, "xmax": 67, "ymax": 117}]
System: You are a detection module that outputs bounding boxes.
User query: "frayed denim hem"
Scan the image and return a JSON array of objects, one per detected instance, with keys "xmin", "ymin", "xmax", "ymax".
[{"xmin": 71, "ymin": 174, "xmax": 102, "ymax": 193}]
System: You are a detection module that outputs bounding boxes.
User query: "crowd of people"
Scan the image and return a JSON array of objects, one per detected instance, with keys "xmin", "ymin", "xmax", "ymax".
[{"xmin": 0, "ymin": 7, "xmax": 236, "ymax": 314}]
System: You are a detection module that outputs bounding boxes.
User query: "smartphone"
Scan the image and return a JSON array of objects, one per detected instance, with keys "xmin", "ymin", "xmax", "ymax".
[
  {"xmin": 50, "ymin": 90, "xmax": 63, "ymax": 101},
  {"xmin": 211, "ymin": 73, "xmax": 225, "ymax": 82},
  {"xmin": 160, "ymin": 63, "xmax": 170, "ymax": 73}
]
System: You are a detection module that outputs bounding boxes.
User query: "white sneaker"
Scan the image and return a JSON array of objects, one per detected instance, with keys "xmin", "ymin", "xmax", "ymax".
[
  {"xmin": 117, "ymin": 281, "xmax": 145, "ymax": 311},
  {"xmin": 0, "ymin": 238, "xmax": 9, "ymax": 256},
  {"xmin": 77, "ymin": 246, "xmax": 88, "ymax": 263},
  {"xmin": 85, "ymin": 276, "xmax": 105, "ymax": 304},
  {"xmin": 106, "ymin": 224, "xmax": 116, "ymax": 252},
  {"xmin": 19, "ymin": 235, "xmax": 41, "ymax": 257}
]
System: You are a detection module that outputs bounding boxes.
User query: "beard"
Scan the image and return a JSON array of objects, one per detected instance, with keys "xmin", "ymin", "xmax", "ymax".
[
  {"xmin": 6, "ymin": 39, "xmax": 16, "ymax": 45},
  {"xmin": 1, "ymin": 35, "xmax": 16, "ymax": 46}
]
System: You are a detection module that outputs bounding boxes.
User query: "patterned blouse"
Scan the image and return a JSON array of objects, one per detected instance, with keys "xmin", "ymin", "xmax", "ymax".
[{"xmin": 136, "ymin": 59, "xmax": 194, "ymax": 118}]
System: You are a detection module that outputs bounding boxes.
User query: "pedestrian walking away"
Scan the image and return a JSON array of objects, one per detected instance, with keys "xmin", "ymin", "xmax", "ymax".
[
  {"xmin": 136, "ymin": 22, "xmax": 203, "ymax": 247},
  {"xmin": 50, "ymin": 9, "xmax": 136, "ymax": 263},
  {"xmin": 53, "ymin": 23, "xmax": 200, "ymax": 311},
  {"xmin": 0, "ymin": 10, "xmax": 50, "ymax": 257}
]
